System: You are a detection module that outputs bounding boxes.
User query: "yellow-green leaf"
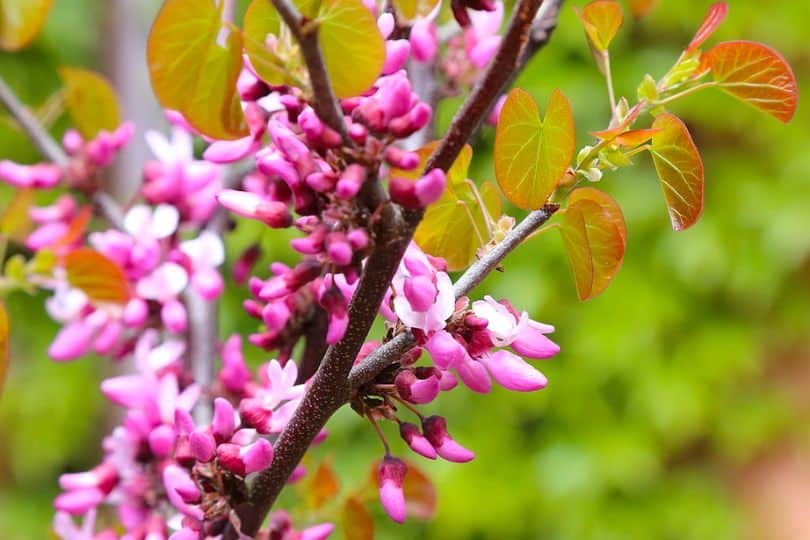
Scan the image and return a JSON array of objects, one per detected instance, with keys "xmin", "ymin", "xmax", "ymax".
[
  {"xmin": 147, "ymin": 0, "xmax": 247, "ymax": 140},
  {"xmin": 559, "ymin": 187, "xmax": 626, "ymax": 300},
  {"xmin": 0, "ymin": 188, "xmax": 34, "ymax": 243},
  {"xmin": 494, "ymin": 88, "xmax": 575, "ymax": 210},
  {"xmin": 705, "ymin": 40, "xmax": 798, "ymax": 123},
  {"xmin": 412, "ymin": 144, "xmax": 499, "ymax": 271},
  {"xmin": 649, "ymin": 113, "xmax": 704, "ymax": 231},
  {"xmin": 393, "ymin": 0, "xmax": 441, "ymax": 21},
  {"xmin": 65, "ymin": 248, "xmax": 130, "ymax": 305},
  {"xmin": 59, "ymin": 67, "xmax": 121, "ymax": 139},
  {"xmin": 0, "ymin": 0, "xmax": 53, "ymax": 51},
  {"xmin": 318, "ymin": 0, "xmax": 385, "ymax": 99},
  {"xmin": 0, "ymin": 301, "xmax": 7, "ymax": 395},
  {"xmin": 574, "ymin": 0, "xmax": 623, "ymax": 51},
  {"xmin": 343, "ymin": 496, "xmax": 374, "ymax": 540},
  {"xmin": 244, "ymin": 0, "xmax": 383, "ymax": 99}
]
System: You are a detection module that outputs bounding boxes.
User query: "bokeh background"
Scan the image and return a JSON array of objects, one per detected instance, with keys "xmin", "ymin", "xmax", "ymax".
[{"xmin": 2, "ymin": 1, "xmax": 810, "ymax": 538}]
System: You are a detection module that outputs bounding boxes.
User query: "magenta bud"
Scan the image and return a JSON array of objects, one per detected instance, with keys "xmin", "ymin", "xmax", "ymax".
[
  {"xmin": 422, "ymin": 415, "xmax": 475, "ymax": 463},
  {"xmin": 383, "ymin": 39, "xmax": 411, "ymax": 75},
  {"xmin": 161, "ymin": 299, "xmax": 188, "ymax": 334},
  {"xmin": 239, "ymin": 397, "xmax": 274, "ymax": 434},
  {"xmin": 378, "ymin": 456, "xmax": 407, "ymax": 523},
  {"xmin": 336, "ymin": 164, "xmax": 367, "ymax": 199},
  {"xmin": 403, "ymin": 275, "xmax": 438, "ymax": 312},
  {"xmin": 385, "ymin": 146, "xmax": 420, "ymax": 170},
  {"xmin": 189, "ymin": 428, "xmax": 217, "ymax": 462},
  {"xmin": 399, "ymin": 422, "xmax": 437, "ymax": 459},
  {"xmin": 395, "ymin": 369, "xmax": 440, "ymax": 404},
  {"xmin": 54, "ymin": 488, "xmax": 105, "ymax": 516},
  {"xmin": 233, "ymin": 245, "xmax": 262, "ymax": 285},
  {"xmin": 305, "ymin": 171, "xmax": 337, "ymax": 192},
  {"xmin": 148, "ymin": 424, "xmax": 177, "ymax": 458},
  {"xmin": 415, "ymin": 169, "xmax": 446, "ymax": 206},
  {"xmin": 242, "ymin": 438, "xmax": 274, "ymax": 474},
  {"xmin": 212, "ymin": 397, "xmax": 236, "ymax": 443},
  {"xmin": 216, "ymin": 443, "xmax": 245, "ymax": 476},
  {"xmin": 347, "ymin": 229, "xmax": 370, "ymax": 250},
  {"xmin": 388, "ymin": 177, "xmax": 420, "ymax": 209},
  {"xmin": 326, "ymin": 233, "xmax": 353, "ymax": 266}
]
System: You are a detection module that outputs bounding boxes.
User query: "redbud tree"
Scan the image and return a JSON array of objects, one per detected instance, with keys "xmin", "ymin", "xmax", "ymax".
[{"xmin": 0, "ymin": 0, "xmax": 798, "ymax": 538}]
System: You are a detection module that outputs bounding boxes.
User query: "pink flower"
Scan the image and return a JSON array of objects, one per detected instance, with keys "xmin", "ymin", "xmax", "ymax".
[
  {"xmin": 180, "ymin": 231, "xmax": 225, "ymax": 300},
  {"xmin": 471, "ymin": 296, "xmax": 559, "ymax": 358},
  {"xmin": 390, "ymin": 244, "xmax": 454, "ymax": 333},
  {"xmin": 378, "ymin": 456, "xmax": 407, "ymax": 523}
]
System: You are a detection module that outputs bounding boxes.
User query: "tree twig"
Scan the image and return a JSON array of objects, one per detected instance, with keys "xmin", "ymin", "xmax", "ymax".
[
  {"xmin": 0, "ymin": 75, "xmax": 68, "ymax": 167},
  {"xmin": 269, "ymin": 0, "xmax": 351, "ymax": 145}
]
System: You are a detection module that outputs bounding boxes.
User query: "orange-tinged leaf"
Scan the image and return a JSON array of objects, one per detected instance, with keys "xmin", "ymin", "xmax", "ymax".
[
  {"xmin": 343, "ymin": 497, "xmax": 374, "ymax": 540},
  {"xmin": 649, "ymin": 113, "xmax": 704, "ymax": 231},
  {"xmin": 147, "ymin": 0, "xmax": 247, "ymax": 140},
  {"xmin": 559, "ymin": 187, "xmax": 626, "ymax": 300},
  {"xmin": 574, "ymin": 0, "xmax": 623, "ymax": 51},
  {"xmin": 0, "ymin": 188, "xmax": 35, "ymax": 242},
  {"xmin": 495, "ymin": 88, "xmax": 575, "ymax": 210},
  {"xmin": 611, "ymin": 128, "xmax": 660, "ymax": 147},
  {"xmin": 0, "ymin": 301, "xmax": 7, "ymax": 396},
  {"xmin": 402, "ymin": 460, "xmax": 436, "ymax": 520},
  {"xmin": 705, "ymin": 40, "xmax": 798, "ymax": 123},
  {"xmin": 52, "ymin": 206, "xmax": 92, "ymax": 250},
  {"xmin": 59, "ymin": 67, "xmax": 122, "ymax": 139},
  {"xmin": 627, "ymin": 0, "xmax": 656, "ymax": 20},
  {"xmin": 305, "ymin": 459, "xmax": 340, "ymax": 509},
  {"xmin": 685, "ymin": 2, "xmax": 727, "ymax": 55},
  {"xmin": 65, "ymin": 248, "xmax": 130, "ymax": 304},
  {"xmin": 0, "ymin": 0, "xmax": 53, "ymax": 51}
]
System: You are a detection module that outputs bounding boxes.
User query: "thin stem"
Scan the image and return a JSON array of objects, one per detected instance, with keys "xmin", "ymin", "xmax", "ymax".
[
  {"xmin": 652, "ymin": 81, "xmax": 717, "ymax": 107},
  {"xmin": 602, "ymin": 50, "xmax": 617, "ymax": 122},
  {"xmin": 0, "ymin": 76, "xmax": 68, "ymax": 167},
  {"xmin": 269, "ymin": 0, "xmax": 351, "ymax": 145},
  {"xmin": 367, "ymin": 413, "xmax": 392, "ymax": 455}
]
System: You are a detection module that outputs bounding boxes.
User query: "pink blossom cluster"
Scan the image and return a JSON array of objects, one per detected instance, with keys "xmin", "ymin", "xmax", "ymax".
[
  {"xmin": 359, "ymin": 243, "xmax": 559, "ymax": 522},
  {"xmin": 52, "ymin": 331, "xmax": 330, "ymax": 540}
]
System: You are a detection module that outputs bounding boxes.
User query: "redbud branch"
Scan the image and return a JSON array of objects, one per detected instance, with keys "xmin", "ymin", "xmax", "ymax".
[
  {"xmin": 268, "ymin": 0, "xmax": 352, "ymax": 146},
  {"xmin": 0, "ymin": 75, "xmax": 69, "ymax": 167},
  {"xmin": 228, "ymin": 2, "xmax": 551, "ymax": 535},
  {"xmin": 347, "ymin": 203, "xmax": 559, "ymax": 389}
]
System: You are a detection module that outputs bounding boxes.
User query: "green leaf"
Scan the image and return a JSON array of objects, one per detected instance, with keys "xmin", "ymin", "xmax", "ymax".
[
  {"xmin": 0, "ymin": 0, "xmax": 53, "ymax": 51},
  {"xmin": 494, "ymin": 88, "xmax": 575, "ymax": 210},
  {"xmin": 317, "ymin": 0, "xmax": 385, "ymax": 99},
  {"xmin": 147, "ymin": 0, "xmax": 248, "ymax": 140},
  {"xmin": 574, "ymin": 0, "xmax": 623, "ymax": 51},
  {"xmin": 244, "ymin": 0, "xmax": 384, "ymax": 99},
  {"xmin": 559, "ymin": 187, "xmax": 626, "ymax": 300},
  {"xmin": 392, "ymin": 0, "xmax": 441, "ymax": 21},
  {"xmin": 0, "ymin": 301, "xmax": 7, "ymax": 396},
  {"xmin": 705, "ymin": 40, "xmax": 799, "ymax": 123},
  {"xmin": 412, "ymin": 144, "xmax": 500, "ymax": 271},
  {"xmin": 343, "ymin": 496, "xmax": 374, "ymax": 540},
  {"xmin": 59, "ymin": 67, "xmax": 122, "ymax": 139},
  {"xmin": 65, "ymin": 248, "xmax": 130, "ymax": 305},
  {"xmin": 649, "ymin": 113, "xmax": 704, "ymax": 231}
]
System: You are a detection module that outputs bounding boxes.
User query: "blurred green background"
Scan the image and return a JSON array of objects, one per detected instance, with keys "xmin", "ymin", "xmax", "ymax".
[{"xmin": 2, "ymin": 1, "xmax": 810, "ymax": 539}]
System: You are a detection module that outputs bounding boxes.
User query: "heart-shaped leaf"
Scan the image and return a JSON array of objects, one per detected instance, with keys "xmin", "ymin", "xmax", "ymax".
[
  {"xmin": 685, "ymin": 2, "xmax": 727, "ymax": 54},
  {"xmin": 147, "ymin": 0, "xmax": 248, "ymax": 140},
  {"xmin": 343, "ymin": 497, "xmax": 374, "ymax": 540},
  {"xmin": 628, "ymin": 0, "xmax": 656, "ymax": 20},
  {"xmin": 559, "ymin": 187, "xmax": 626, "ymax": 300},
  {"xmin": 59, "ymin": 67, "xmax": 121, "ymax": 139},
  {"xmin": 0, "ymin": 0, "xmax": 53, "ymax": 51},
  {"xmin": 244, "ymin": 0, "xmax": 384, "ymax": 99},
  {"xmin": 574, "ymin": 0, "xmax": 623, "ymax": 51},
  {"xmin": 412, "ymin": 144, "xmax": 501, "ymax": 271},
  {"xmin": 494, "ymin": 88, "xmax": 575, "ymax": 210},
  {"xmin": 705, "ymin": 40, "xmax": 798, "ymax": 123},
  {"xmin": 65, "ymin": 248, "xmax": 130, "ymax": 305},
  {"xmin": 0, "ymin": 188, "xmax": 34, "ymax": 243},
  {"xmin": 0, "ymin": 301, "xmax": 8, "ymax": 395},
  {"xmin": 649, "ymin": 113, "xmax": 704, "ymax": 231}
]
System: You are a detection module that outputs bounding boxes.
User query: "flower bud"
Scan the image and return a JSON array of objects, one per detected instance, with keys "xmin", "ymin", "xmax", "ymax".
[
  {"xmin": 399, "ymin": 422, "xmax": 437, "ymax": 459},
  {"xmin": 422, "ymin": 415, "xmax": 475, "ymax": 462},
  {"xmin": 378, "ymin": 456, "xmax": 407, "ymax": 523},
  {"xmin": 189, "ymin": 428, "xmax": 217, "ymax": 462},
  {"xmin": 212, "ymin": 397, "xmax": 236, "ymax": 443}
]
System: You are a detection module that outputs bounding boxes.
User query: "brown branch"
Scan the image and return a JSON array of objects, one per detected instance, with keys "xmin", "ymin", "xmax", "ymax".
[
  {"xmin": 269, "ymin": 0, "xmax": 351, "ymax": 145},
  {"xmin": 226, "ymin": 2, "xmax": 549, "ymax": 536}
]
